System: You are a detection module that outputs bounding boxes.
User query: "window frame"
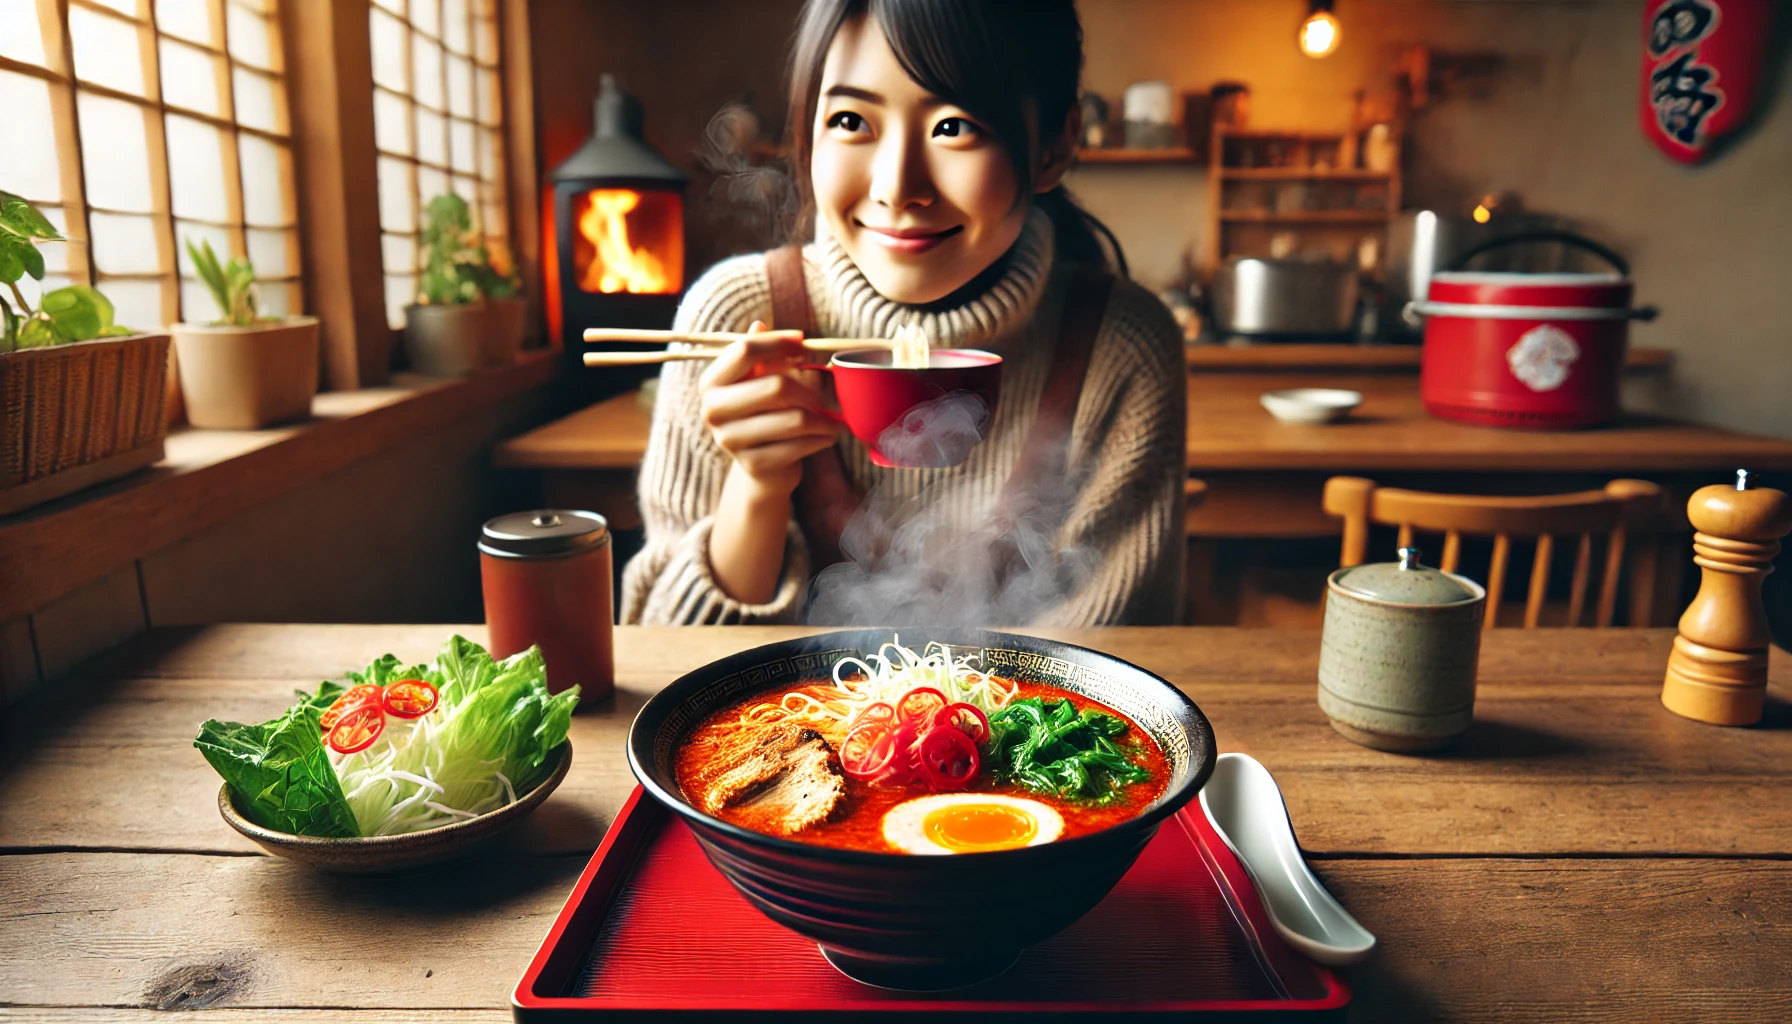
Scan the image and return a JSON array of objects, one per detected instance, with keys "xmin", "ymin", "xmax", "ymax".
[
  {"xmin": 2, "ymin": 0, "xmax": 540, "ymax": 391},
  {"xmin": 0, "ymin": 0, "xmax": 304, "ymax": 331}
]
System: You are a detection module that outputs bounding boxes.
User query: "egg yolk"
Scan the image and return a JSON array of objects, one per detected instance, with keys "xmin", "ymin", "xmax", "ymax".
[{"xmin": 922, "ymin": 803, "xmax": 1038, "ymax": 852}]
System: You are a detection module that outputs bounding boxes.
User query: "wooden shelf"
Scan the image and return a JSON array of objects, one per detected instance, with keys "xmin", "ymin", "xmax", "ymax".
[
  {"xmin": 1219, "ymin": 210, "xmax": 1391, "ymax": 224},
  {"xmin": 1220, "ymin": 167, "xmax": 1392, "ymax": 181},
  {"xmin": 1076, "ymin": 147, "xmax": 1200, "ymax": 165}
]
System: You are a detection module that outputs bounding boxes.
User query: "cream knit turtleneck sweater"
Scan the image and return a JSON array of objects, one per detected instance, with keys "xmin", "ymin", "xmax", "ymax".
[{"xmin": 620, "ymin": 209, "xmax": 1187, "ymax": 626}]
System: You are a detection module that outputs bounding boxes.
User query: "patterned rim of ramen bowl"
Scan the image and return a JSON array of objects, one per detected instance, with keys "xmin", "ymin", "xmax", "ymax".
[
  {"xmin": 218, "ymin": 742, "xmax": 571, "ymax": 874},
  {"xmin": 627, "ymin": 629, "xmax": 1215, "ymax": 992}
]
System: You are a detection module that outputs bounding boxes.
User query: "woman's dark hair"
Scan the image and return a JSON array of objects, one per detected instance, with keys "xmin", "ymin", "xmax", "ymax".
[{"xmin": 783, "ymin": 0, "xmax": 1127, "ymax": 275}]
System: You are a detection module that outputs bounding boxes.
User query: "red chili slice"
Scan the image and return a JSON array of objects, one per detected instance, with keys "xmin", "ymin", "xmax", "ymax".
[
  {"xmin": 918, "ymin": 725, "xmax": 979, "ymax": 791},
  {"xmin": 327, "ymin": 703, "xmax": 385, "ymax": 754},
  {"xmin": 319, "ymin": 684, "xmax": 382, "ymax": 732},
  {"xmin": 850, "ymin": 701, "xmax": 897, "ymax": 729},
  {"xmin": 840, "ymin": 721, "xmax": 896, "ymax": 780},
  {"xmin": 936, "ymin": 702, "xmax": 990, "ymax": 743},
  {"xmin": 895, "ymin": 687, "xmax": 948, "ymax": 724},
  {"xmin": 381, "ymin": 679, "xmax": 439, "ymax": 719},
  {"xmin": 889, "ymin": 719, "xmax": 927, "ymax": 782}
]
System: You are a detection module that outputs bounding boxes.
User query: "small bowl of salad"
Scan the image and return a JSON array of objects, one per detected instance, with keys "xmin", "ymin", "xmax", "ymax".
[{"xmin": 198, "ymin": 636, "xmax": 578, "ymax": 874}]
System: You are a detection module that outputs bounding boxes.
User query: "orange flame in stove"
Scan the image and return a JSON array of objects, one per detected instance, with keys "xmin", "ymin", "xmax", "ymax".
[{"xmin": 577, "ymin": 189, "xmax": 673, "ymax": 294}]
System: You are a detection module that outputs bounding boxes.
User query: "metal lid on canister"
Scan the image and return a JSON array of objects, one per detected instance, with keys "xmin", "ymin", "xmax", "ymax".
[
  {"xmin": 1332, "ymin": 547, "xmax": 1480, "ymax": 605},
  {"xmin": 479, "ymin": 510, "xmax": 610, "ymax": 558}
]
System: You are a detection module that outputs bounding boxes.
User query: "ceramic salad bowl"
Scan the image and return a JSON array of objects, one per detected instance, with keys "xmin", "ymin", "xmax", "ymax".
[{"xmin": 219, "ymin": 742, "xmax": 572, "ymax": 874}]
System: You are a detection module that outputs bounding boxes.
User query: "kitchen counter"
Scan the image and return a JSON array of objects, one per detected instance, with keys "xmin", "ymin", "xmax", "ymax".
[{"xmin": 2, "ymin": 624, "xmax": 1788, "ymax": 1021}]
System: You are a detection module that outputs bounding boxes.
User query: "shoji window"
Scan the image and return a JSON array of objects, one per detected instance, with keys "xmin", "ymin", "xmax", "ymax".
[
  {"xmin": 369, "ymin": 0, "xmax": 510, "ymax": 329},
  {"xmin": 0, "ymin": 0, "xmax": 302, "ymax": 331}
]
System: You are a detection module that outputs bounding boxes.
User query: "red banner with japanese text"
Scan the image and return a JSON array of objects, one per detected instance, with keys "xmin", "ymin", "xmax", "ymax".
[{"xmin": 1639, "ymin": 0, "xmax": 1774, "ymax": 164}]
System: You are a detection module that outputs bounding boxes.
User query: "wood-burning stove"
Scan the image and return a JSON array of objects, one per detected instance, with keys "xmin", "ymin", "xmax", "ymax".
[{"xmin": 548, "ymin": 74, "xmax": 687, "ymax": 366}]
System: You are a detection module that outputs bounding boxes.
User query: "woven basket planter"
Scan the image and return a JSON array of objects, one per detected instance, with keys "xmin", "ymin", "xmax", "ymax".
[{"xmin": 0, "ymin": 333, "xmax": 170, "ymax": 515}]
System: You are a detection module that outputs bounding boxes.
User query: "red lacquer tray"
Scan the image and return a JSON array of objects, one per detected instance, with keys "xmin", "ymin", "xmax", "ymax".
[{"xmin": 513, "ymin": 787, "xmax": 1349, "ymax": 1021}]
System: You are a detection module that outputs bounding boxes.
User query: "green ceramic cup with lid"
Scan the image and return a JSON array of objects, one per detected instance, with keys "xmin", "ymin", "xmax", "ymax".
[{"xmin": 1318, "ymin": 547, "xmax": 1486, "ymax": 752}]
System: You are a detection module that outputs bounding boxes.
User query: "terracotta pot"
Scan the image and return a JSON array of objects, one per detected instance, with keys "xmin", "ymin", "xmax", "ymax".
[
  {"xmin": 171, "ymin": 316, "xmax": 319, "ymax": 429},
  {"xmin": 404, "ymin": 302, "xmax": 487, "ymax": 377},
  {"xmin": 485, "ymin": 297, "xmax": 527, "ymax": 367}
]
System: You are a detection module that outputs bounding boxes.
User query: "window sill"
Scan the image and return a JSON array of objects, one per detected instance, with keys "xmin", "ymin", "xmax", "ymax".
[{"xmin": 0, "ymin": 349, "xmax": 561, "ymax": 622}]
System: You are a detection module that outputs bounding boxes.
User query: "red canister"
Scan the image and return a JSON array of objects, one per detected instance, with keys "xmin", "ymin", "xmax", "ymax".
[
  {"xmin": 480, "ymin": 510, "xmax": 613, "ymax": 702},
  {"xmin": 1410, "ymin": 233, "xmax": 1656, "ymax": 429}
]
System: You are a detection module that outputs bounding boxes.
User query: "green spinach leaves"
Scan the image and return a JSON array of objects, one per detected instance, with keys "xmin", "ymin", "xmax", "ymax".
[{"xmin": 986, "ymin": 697, "xmax": 1152, "ymax": 804}]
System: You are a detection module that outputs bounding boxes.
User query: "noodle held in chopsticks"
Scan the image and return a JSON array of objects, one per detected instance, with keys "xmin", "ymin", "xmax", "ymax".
[{"xmin": 891, "ymin": 324, "xmax": 931, "ymax": 369}]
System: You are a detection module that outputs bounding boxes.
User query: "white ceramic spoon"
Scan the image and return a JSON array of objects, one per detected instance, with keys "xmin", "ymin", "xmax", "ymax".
[{"xmin": 1199, "ymin": 752, "xmax": 1377, "ymax": 966}]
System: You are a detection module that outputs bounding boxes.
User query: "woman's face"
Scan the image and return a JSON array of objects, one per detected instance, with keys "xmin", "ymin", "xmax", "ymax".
[{"xmin": 811, "ymin": 15, "xmax": 1057, "ymax": 304}]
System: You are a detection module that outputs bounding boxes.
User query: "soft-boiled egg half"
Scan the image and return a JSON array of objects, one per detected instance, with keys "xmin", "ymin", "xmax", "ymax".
[{"xmin": 881, "ymin": 793, "xmax": 1065, "ymax": 854}]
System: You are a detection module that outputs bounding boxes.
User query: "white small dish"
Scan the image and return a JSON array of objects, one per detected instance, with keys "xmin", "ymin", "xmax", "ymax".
[
  {"xmin": 1260, "ymin": 388, "xmax": 1362, "ymax": 424},
  {"xmin": 1199, "ymin": 753, "xmax": 1377, "ymax": 966}
]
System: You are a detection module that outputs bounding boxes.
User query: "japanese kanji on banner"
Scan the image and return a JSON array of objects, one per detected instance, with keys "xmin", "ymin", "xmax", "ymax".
[{"xmin": 1639, "ymin": 0, "xmax": 1774, "ymax": 164}]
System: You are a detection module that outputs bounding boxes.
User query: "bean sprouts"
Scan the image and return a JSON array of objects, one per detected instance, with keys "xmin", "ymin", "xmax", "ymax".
[{"xmin": 739, "ymin": 637, "xmax": 1018, "ymax": 743}]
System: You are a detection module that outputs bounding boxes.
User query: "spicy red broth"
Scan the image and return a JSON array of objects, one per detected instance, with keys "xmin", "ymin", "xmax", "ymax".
[{"xmin": 674, "ymin": 680, "xmax": 1171, "ymax": 853}]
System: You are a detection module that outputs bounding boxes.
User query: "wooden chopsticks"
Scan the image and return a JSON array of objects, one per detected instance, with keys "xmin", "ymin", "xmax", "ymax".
[{"xmin": 579, "ymin": 328, "xmax": 895, "ymax": 368}]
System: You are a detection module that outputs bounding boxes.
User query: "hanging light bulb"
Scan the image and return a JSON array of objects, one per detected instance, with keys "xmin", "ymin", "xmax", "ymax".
[{"xmin": 1298, "ymin": 0, "xmax": 1342, "ymax": 58}]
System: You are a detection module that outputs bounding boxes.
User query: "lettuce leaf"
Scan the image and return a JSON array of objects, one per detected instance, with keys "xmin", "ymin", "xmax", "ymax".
[
  {"xmin": 197, "ymin": 636, "xmax": 576, "ymax": 838},
  {"xmin": 194, "ymin": 701, "xmax": 359, "ymax": 838},
  {"xmin": 331, "ymin": 636, "xmax": 578, "ymax": 836}
]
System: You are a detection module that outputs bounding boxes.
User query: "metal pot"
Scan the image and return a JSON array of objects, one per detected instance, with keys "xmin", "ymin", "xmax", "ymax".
[
  {"xmin": 1212, "ymin": 257, "xmax": 1359, "ymax": 340},
  {"xmin": 1317, "ymin": 547, "xmax": 1485, "ymax": 752},
  {"xmin": 1406, "ymin": 232, "xmax": 1657, "ymax": 430}
]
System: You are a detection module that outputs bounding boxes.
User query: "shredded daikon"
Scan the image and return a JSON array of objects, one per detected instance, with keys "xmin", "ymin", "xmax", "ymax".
[
  {"xmin": 739, "ymin": 636, "xmax": 1018, "ymax": 743},
  {"xmin": 891, "ymin": 323, "xmax": 931, "ymax": 369}
]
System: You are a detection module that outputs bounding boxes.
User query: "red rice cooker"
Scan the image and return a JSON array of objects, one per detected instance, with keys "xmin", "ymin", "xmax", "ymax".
[{"xmin": 1407, "ymin": 233, "xmax": 1656, "ymax": 429}]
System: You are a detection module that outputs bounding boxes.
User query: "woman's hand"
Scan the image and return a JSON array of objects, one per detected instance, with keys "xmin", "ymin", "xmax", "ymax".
[
  {"xmin": 701, "ymin": 320, "xmax": 840, "ymax": 605},
  {"xmin": 698, "ymin": 320, "xmax": 840, "ymax": 500}
]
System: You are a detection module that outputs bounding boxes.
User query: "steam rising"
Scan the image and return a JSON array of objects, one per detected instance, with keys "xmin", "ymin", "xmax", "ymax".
[
  {"xmin": 696, "ymin": 101, "xmax": 797, "ymax": 247},
  {"xmin": 806, "ymin": 394, "xmax": 1094, "ymax": 627}
]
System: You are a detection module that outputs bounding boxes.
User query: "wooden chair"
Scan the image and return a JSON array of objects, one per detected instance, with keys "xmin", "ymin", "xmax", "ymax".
[{"xmin": 1322, "ymin": 476, "xmax": 1668, "ymax": 629}]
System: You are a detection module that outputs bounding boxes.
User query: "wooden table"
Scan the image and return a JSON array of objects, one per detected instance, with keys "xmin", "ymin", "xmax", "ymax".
[
  {"xmin": 4, "ymin": 624, "xmax": 1789, "ymax": 1022},
  {"xmin": 494, "ymin": 374, "xmax": 1792, "ymax": 539}
]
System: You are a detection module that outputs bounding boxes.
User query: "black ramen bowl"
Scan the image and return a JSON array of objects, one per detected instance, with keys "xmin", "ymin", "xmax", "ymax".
[{"xmin": 627, "ymin": 629, "xmax": 1216, "ymax": 991}]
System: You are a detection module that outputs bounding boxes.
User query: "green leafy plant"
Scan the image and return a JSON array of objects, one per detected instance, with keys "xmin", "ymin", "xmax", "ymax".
[
  {"xmin": 185, "ymin": 237, "xmax": 262, "ymax": 327},
  {"xmin": 1, "ymin": 189, "xmax": 134, "ymax": 353},
  {"xmin": 418, "ymin": 193, "xmax": 485, "ymax": 305},
  {"xmin": 416, "ymin": 193, "xmax": 520, "ymax": 305}
]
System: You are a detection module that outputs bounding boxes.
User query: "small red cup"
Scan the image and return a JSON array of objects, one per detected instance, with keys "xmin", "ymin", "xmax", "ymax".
[{"xmin": 826, "ymin": 348, "xmax": 1002, "ymax": 467}]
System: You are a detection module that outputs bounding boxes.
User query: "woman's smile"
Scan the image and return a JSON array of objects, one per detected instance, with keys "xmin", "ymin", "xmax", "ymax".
[{"xmin": 856, "ymin": 221, "xmax": 965, "ymax": 254}]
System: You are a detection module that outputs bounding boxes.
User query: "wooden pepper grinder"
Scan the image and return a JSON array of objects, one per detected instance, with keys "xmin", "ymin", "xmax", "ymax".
[{"xmin": 1662, "ymin": 470, "xmax": 1792, "ymax": 725}]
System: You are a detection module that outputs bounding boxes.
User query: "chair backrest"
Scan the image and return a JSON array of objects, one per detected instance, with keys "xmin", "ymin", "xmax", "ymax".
[{"xmin": 1322, "ymin": 476, "xmax": 1666, "ymax": 629}]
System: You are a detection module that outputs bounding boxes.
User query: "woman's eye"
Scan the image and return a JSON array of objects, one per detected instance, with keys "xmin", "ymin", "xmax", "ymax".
[
  {"xmin": 827, "ymin": 111, "xmax": 866, "ymax": 133},
  {"xmin": 933, "ymin": 117, "xmax": 980, "ymax": 139}
]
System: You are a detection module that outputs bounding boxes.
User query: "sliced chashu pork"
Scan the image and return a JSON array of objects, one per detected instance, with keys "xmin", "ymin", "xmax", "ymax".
[{"xmin": 687, "ymin": 721, "xmax": 844, "ymax": 835}]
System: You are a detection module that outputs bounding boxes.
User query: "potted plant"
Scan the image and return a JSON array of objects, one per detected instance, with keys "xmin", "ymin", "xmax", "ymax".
[
  {"xmin": 170, "ymin": 239, "xmax": 319, "ymax": 429},
  {"xmin": 404, "ymin": 194, "xmax": 489, "ymax": 377},
  {"xmin": 0, "ymin": 190, "xmax": 171, "ymax": 513},
  {"xmin": 479, "ymin": 238, "xmax": 527, "ymax": 368}
]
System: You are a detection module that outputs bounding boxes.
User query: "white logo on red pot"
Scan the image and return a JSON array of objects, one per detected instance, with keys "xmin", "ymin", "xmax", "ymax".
[{"xmin": 1506, "ymin": 324, "xmax": 1580, "ymax": 392}]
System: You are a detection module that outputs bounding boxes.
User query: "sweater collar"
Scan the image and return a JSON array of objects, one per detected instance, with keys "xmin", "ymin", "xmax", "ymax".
[{"xmin": 814, "ymin": 207, "xmax": 1054, "ymax": 350}]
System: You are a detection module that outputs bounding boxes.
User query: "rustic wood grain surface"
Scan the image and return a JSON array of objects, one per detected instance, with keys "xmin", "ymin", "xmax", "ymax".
[{"xmin": 2, "ymin": 625, "xmax": 1789, "ymax": 1023}]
